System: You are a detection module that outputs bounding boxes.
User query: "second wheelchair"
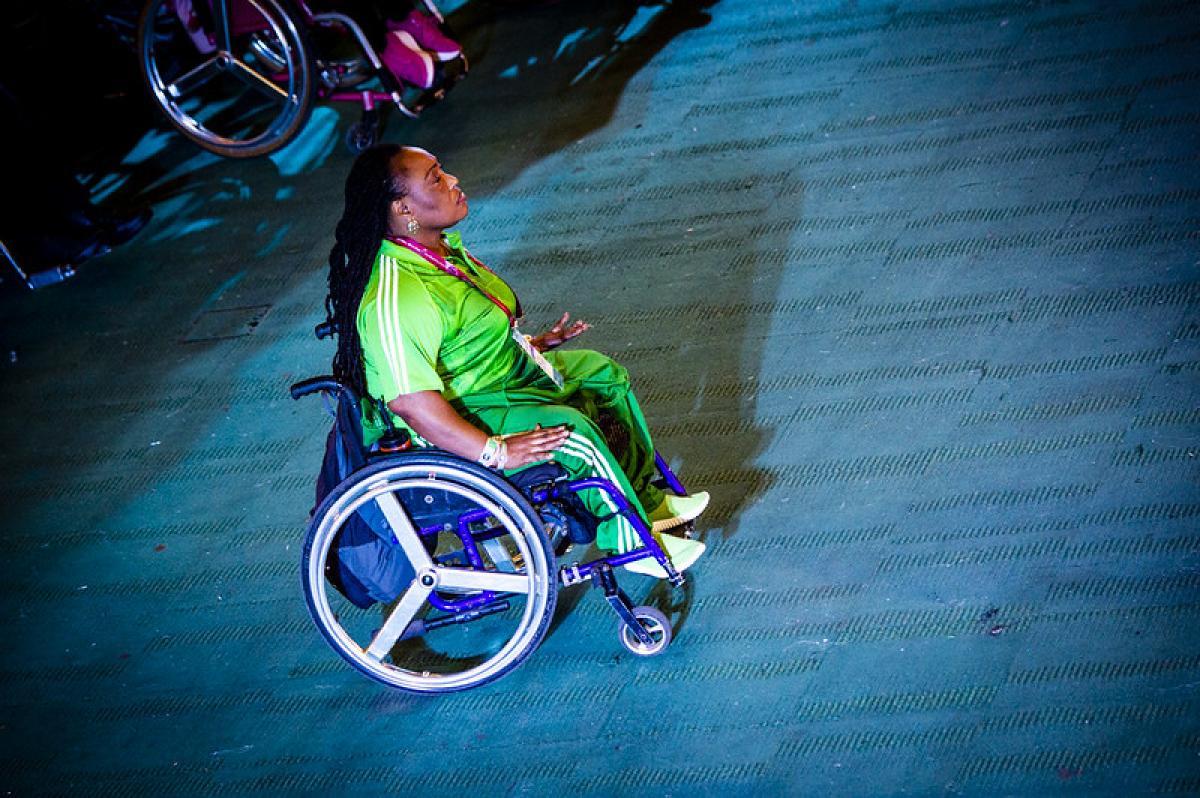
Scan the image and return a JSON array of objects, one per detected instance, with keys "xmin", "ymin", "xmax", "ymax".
[{"xmin": 137, "ymin": 0, "xmax": 467, "ymax": 157}]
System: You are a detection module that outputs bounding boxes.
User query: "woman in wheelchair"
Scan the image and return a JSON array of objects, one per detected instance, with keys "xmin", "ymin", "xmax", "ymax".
[{"xmin": 325, "ymin": 144, "xmax": 709, "ymax": 579}]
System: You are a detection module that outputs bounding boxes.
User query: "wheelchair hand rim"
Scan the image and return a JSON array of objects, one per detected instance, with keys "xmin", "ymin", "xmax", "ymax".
[
  {"xmin": 140, "ymin": 0, "xmax": 314, "ymax": 156},
  {"xmin": 304, "ymin": 459, "xmax": 556, "ymax": 692}
]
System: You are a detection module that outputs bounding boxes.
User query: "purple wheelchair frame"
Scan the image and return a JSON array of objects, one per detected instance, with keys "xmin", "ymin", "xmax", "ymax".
[
  {"xmin": 210, "ymin": 0, "xmax": 458, "ymax": 119},
  {"xmin": 418, "ymin": 450, "xmax": 691, "ymax": 648}
]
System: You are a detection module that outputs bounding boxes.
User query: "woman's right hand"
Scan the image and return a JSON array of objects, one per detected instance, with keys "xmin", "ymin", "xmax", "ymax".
[
  {"xmin": 388, "ymin": 391, "xmax": 571, "ymax": 471},
  {"xmin": 502, "ymin": 424, "xmax": 571, "ymax": 469}
]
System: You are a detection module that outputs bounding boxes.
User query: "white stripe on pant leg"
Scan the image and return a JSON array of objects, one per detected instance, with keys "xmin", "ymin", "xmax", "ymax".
[
  {"xmin": 563, "ymin": 433, "xmax": 628, "ymax": 507},
  {"xmin": 557, "ymin": 436, "xmax": 621, "ymax": 496},
  {"xmin": 556, "ymin": 437, "xmax": 626, "ymax": 549},
  {"xmin": 574, "ymin": 438, "xmax": 643, "ymax": 555},
  {"xmin": 560, "ymin": 433, "xmax": 641, "ymax": 553},
  {"xmin": 556, "ymin": 436, "xmax": 634, "ymax": 551},
  {"xmin": 558, "ymin": 435, "xmax": 632, "ymax": 550},
  {"xmin": 559, "ymin": 435, "xmax": 625, "ymax": 506}
]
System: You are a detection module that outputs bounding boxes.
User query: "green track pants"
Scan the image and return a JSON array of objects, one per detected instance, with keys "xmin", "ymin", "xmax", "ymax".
[{"xmin": 456, "ymin": 349, "xmax": 664, "ymax": 554}]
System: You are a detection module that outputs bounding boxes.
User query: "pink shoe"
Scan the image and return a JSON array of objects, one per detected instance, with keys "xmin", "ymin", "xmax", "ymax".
[
  {"xmin": 380, "ymin": 30, "xmax": 435, "ymax": 89},
  {"xmin": 386, "ymin": 10, "xmax": 462, "ymax": 62}
]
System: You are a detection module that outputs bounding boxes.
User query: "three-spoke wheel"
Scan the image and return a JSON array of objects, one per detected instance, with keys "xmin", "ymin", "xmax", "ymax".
[
  {"xmin": 302, "ymin": 453, "xmax": 557, "ymax": 693},
  {"xmin": 137, "ymin": 0, "xmax": 316, "ymax": 157}
]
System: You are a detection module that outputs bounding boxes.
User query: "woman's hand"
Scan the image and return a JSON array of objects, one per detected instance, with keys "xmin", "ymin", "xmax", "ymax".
[
  {"xmin": 502, "ymin": 424, "xmax": 571, "ymax": 469},
  {"xmin": 388, "ymin": 391, "xmax": 570, "ymax": 470},
  {"xmin": 529, "ymin": 312, "xmax": 590, "ymax": 352}
]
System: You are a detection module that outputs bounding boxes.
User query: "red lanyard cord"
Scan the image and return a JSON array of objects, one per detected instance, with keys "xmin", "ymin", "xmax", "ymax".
[{"xmin": 385, "ymin": 236, "xmax": 521, "ymax": 325}]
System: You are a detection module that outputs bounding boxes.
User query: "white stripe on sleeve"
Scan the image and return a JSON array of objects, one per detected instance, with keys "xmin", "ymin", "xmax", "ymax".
[{"xmin": 377, "ymin": 256, "xmax": 412, "ymax": 394}]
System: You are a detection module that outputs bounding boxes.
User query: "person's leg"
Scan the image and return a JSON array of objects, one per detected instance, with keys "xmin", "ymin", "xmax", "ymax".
[
  {"xmin": 385, "ymin": 2, "xmax": 461, "ymax": 61},
  {"xmin": 463, "ymin": 391, "xmax": 707, "ymax": 578},
  {"xmin": 469, "ymin": 402, "xmax": 646, "ymax": 555},
  {"xmin": 547, "ymin": 349, "xmax": 665, "ymax": 514},
  {"xmin": 549, "ymin": 347, "xmax": 711, "ymax": 531},
  {"xmin": 312, "ymin": 0, "xmax": 434, "ymax": 87}
]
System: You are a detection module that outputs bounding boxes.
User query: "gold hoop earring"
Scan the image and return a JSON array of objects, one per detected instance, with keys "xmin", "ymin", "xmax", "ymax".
[{"xmin": 406, "ymin": 217, "xmax": 420, "ymax": 235}]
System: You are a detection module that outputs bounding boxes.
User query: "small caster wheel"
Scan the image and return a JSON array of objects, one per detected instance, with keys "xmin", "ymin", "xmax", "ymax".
[
  {"xmin": 618, "ymin": 605, "xmax": 671, "ymax": 656},
  {"xmin": 345, "ymin": 112, "xmax": 380, "ymax": 154}
]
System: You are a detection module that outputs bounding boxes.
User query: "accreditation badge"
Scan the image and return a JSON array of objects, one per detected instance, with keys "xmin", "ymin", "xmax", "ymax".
[{"xmin": 513, "ymin": 328, "xmax": 565, "ymax": 389}]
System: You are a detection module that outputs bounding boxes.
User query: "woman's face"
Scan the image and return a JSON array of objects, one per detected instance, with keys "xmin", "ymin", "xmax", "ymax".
[{"xmin": 391, "ymin": 147, "xmax": 468, "ymax": 232}]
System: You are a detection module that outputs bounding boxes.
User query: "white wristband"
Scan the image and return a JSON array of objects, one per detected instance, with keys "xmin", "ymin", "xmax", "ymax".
[{"xmin": 478, "ymin": 436, "xmax": 504, "ymax": 468}]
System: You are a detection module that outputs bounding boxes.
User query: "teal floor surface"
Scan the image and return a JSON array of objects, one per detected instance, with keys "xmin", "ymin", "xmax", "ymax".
[{"xmin": 2, "ymin": 0, "xmax": 1199, "ymax": 794}]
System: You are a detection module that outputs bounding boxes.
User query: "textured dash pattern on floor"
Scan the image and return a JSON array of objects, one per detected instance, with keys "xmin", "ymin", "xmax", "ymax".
[{"xmin": 1, "ymin": 0, "xmax": 1198, "ymax": 794}]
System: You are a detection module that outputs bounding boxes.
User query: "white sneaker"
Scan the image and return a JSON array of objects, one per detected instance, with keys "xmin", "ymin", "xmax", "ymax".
[
  {"xmin": 648, "ymin": 491, "xmax": 710, "ymax": 533},
  {"xmin": 623, "ymin": 533, "xmax": 706, "ymax": 579}
]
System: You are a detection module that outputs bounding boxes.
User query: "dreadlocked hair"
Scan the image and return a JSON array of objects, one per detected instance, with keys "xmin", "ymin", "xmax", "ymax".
[{"xmin": 326, "ymin": 143, "xmax": 409, "ymax": 401}]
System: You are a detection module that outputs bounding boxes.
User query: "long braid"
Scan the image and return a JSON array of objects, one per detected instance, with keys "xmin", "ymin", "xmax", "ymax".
[{"xmin": 326, "ymin": 144, "xmax": 408, "ymax": 400}]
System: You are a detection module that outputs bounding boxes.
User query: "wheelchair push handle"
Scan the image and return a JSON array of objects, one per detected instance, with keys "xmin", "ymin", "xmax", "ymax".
[
  {"xmin": 289, "ymin": 375, "xmax": 360, "ymax": 408},
  {"xmin": 292, "ymin": 323, "xmax": 347, "ymax": 398}
]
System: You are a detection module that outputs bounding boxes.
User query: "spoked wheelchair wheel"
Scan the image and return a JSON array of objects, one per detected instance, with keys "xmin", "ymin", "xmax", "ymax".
[
  {"xmin": 137, "ymin": 0, "xmax": 316, "ymax": 157},
  {"xmin": 302, "ymin": 453, "xmax": 557, "ymax": 693}
]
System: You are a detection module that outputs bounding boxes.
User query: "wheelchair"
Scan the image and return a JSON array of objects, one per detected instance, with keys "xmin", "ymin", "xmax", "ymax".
[
  {"xmin": 136, "ymin": 0, "xmax": 467, "ymax": 158},
  {"xmin": 289, "ymin": 357, "xmax": 698, "ymax": 693}
]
